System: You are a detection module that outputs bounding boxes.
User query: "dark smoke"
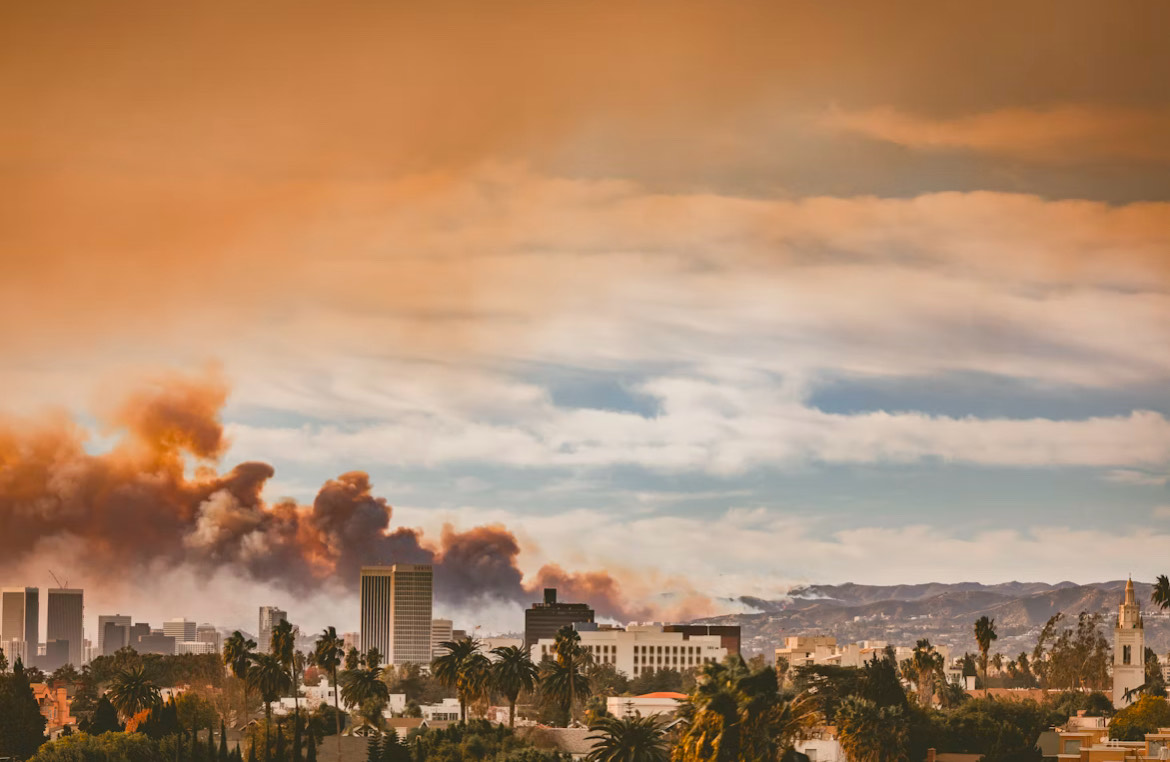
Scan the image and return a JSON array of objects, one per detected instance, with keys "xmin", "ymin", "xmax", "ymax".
[{"xmin": 0, "ymin": 371, "xmax": 660, "ymax": 618}]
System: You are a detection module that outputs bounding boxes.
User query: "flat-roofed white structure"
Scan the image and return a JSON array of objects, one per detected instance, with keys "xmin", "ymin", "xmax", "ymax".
[
  {"xmin": 532, "ymin": 624, "xmax": 726, "ymax": 677},
  {"xmin": 607, "ymin": 691, "xmax": 686, "ymax": 718},
  {"xmin": 361, "ymin": 564, "xmax": 433, "ymax": 665}
]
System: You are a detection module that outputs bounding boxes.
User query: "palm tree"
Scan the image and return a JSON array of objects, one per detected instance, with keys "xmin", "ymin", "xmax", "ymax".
[
  {"xmin": 673, "ymin": 657, "xmax": 814, "ymax": 762},
  {"xmin": 836, "ymin": 695, "xmax": 909, "ymax": 762},
  {"xmin": 587, "ymin": 714, "xmax": 669, "ymax": 762},
  {"xmin": 107, "ymin": 665, "xmax": 161, "ymax": 722},
  {"xmin": 491, "ymin": 645, "xmax": 539, "ymax": 728},
  {"xmin": 432, "ymin": 638, "xmax": 483, "ymax": 722},
  {"xmin": 223, "ymin": 631, "xmax": 258, "ymax": 726},
  {"xmin": 271, "ymin": 620, "xmax": 300, "ymax": 753},
  {"xmin": 339, "ymin": 665, "xmax": 389, "ymax": 728},
  {"xmin": 908, "ymin": 639, "xmax": 944, "ymax": 707},
  {"xmin": 1153, "ymin": 575, "xmax": 1170, "ymax": 611},
  {"xmin": 313, "ymin": 627, "xmax": 345, "ymax": 762},
  {"xmin": 973, "ymin": 616, "xmax": 998, "ymax": 695},
  {"xmin": 539, "ymin": 627, "xmax": 592, "ymax": 727},
  {"xmin": 251, "ymin": 652, "xmax": 292, "ymax": 762}
]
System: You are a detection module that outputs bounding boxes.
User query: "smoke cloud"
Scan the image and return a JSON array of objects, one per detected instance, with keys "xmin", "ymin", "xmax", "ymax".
[{"xmin": 0, "ymin": 370, "xmax": 659, "ymax": 620}]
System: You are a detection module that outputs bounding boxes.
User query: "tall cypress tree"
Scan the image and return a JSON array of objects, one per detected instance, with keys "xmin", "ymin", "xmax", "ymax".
[
  {"xmin": 190, "ymin": 727, "xmax": 200, "ymax": 762},
  {"xmin": 304, "ymin": 729, "xmax": 317, "ymax": 762},
  {"xmin": 219, "ymin": 719, "xmax": 230, "ymax": 762},
  {"xmin": 274, "ymin": 723, "xmax": 286, "ymax": 762},
  {"xmin": 247, "ymin": 739, "xmax": 258, "ymax": 762},
  {"xmin": 365, "ymin": 735, "xmax": 381, "ymax": 762}
]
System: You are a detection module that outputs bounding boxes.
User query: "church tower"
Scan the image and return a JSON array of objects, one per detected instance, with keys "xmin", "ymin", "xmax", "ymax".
[{"xmin": 1113, "ymin": 577, "xmax": 1145, "ymax": 709}]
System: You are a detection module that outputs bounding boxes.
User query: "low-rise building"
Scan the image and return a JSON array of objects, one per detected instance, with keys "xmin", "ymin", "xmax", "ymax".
[
  {"xmin": 419, "ymin": 698, "xmax": 461, "ymax": 722},
  {"xmin": 606, "ymin": 692, "xmax": 686, "ymax": 718},
  {"xmin": 31, "ymin": 683, "xmax": 75, "ymax": 732},
  {"xmin": 532, "ymin": 623, "xmax": 726, "ymax": 677}
]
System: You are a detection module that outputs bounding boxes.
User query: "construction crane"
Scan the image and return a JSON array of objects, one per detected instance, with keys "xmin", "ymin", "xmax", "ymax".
[{"xmin": 49, "ymin": 569, "xmax": 68, "ymax": 589}]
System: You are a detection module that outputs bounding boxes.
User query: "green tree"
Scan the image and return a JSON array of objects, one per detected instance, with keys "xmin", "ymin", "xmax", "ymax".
[
  {"xmin": 339, "ymin": 665, "xmax": 389, "ymax": 727},
  {"xmin": 836, "ymin": 695, "xmax": 909, "ymax": 762},
  {"xmin": 1145, "ymin": 648, "xmax": 1168, "ymax": 697},
  {"xmin": 365, "ymin": 735, "xmax": 381, "ymax": 762},
  {"xmin": 224, "ymin": 631, "xmax": 258, "ymax": 726},
  {"xmin": 345, "ymin": 648, "xmax": 362, "ymax": 672},
  {"xmin": 586, "ymin": 714, "xmax": 669, "ymax": 762},
  {"xmin": 539, "ymin": 628, "xmax": 592, "ymax": 727},
  {"xmin": 673, "ymin": 657, "xmax": 814, "ymax": 762},
  {"xmin": 107, "ymin": 664, "xmax": 162, "ymax": 722},
  {"xmin": 252, "ymin": 652, "xmax": 293, "ymax": 762},
  {"xmin": 1153, "ymin": 575, "xmax": 1170, "ymax": 612},
  {"xmin": 271, "ymin": 619, "xmax": 301, "ymax": 757},
  {"xmin": 492, "ymin": 645, "xmax": 539, "ymax": 728},
  {"xmin": 90, "ymin": 695, "xmax": 125, "ymax": 733},
  {"xmin": 904, "ymin": 640, "xmax": 944, "ymax": 707},
  {"xmin": 0, "ymin": 647, "xmax": 8, "ymax": 672},
  {"xmin": 380, "ymin": 728, "xmax": 410, "ymax": 762},
  {"xmin": 313, "ymin": 627, "xmax": 346, "ymax": 762},
  {"xmin": 973, "ymin": 617, "xmax": 998, "ymax": 694},
  {"xmin": 1110, "ymin": 695, "xmax": 1170, "ymax": 740},
  {"xmin": 0, "ymin": 661, "xmax": 47, "ymax": 758},
  {"xmin": 432, "ymin": 638, "xmax": 485, "ymax": 722}
]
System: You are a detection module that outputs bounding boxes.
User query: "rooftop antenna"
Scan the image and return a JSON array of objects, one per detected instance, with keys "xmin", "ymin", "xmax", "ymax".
[{"xmin": 48, "ymin": 569, "xmax": 68, "ymax": 589}]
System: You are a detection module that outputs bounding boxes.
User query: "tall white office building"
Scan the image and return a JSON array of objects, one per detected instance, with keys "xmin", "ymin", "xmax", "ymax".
[
  {"xmin": 1, "ymin": 587, "xmax": 39, "ymax": 664},
  {"xmin": 361, "ymin": 565, "xmax": 433, "ymax": 666}
]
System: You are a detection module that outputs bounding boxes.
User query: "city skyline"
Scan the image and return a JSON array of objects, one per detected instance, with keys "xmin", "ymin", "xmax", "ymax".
[{"xmin": 1, "ymin": 2, "xmax": 1169, "ymax": 637}]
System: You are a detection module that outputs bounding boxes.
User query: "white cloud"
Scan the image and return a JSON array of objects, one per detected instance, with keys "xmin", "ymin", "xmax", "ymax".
[{"xmin": 226, "ymin": 373, "xmax": 1170, "ymax": 473}]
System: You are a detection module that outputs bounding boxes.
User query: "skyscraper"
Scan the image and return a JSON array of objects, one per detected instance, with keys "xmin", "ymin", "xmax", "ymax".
[
  {"xmin": 1, "ymin": 587, "xmax": 39, "ymax": 664},
  {"xmin": 361, "ymin": 564, "xmax": 433, "ymax": 666},
  {"xmin": 98, "ymin": 614, "xmax": 132, "ymax": 656},
  {"xmin": 431, "ymin": 618, "xmax": 453, "ymax": 657},
  {"xmin": 196, "ymin": 623, "xmax": 220, "ymax": 653},
  {"xmin": 524, "ymin": 588, "xmax": 594, "ymax": 649},
  {"xmin": 163, "ymin": 618, "xmax": 197, "ymax": 643},
  {"xmin": 47, "ymin": 588, "xmax": 84, "ymax": 667},
  {"xmin": 258, "ymin": 606, "xmax": 287, "ymax": 652}
]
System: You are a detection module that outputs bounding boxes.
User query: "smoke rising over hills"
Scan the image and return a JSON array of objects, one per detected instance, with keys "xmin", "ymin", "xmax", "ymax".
[{"xmin": 0, "ymin": 369, "xmax": 659, "ymax": 620}]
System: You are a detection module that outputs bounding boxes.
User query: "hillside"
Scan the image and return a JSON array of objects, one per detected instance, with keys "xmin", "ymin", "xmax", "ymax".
[{"xmin": 699, "ymin": 580, "xmax": 1170, "ymax": 659}]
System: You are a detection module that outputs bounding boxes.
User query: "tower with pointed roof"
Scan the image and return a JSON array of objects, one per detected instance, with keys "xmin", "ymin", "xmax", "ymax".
[{"xmin": 1113, "ymin": 577, "xmax": 1145, "ymax": 709}]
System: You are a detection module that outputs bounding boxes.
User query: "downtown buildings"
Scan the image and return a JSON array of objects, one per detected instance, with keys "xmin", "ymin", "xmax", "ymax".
[
  {"xmin": 524, "ymin": 588, "xmax": 595, "ymax": 648},
  {"xmin": 258, "ymin": 606, "xmax": 287, "ymax": 652},
  {"xmin": 1, "ymin": 586, "xmax": 39, "ymax": 665},
  {"xmin": 360, "ymin": 564, "xmax": 433, "ymax": 665},
  {"xmin": 45, "ymin": 588, "xmax": 84, "ymax": 670}
]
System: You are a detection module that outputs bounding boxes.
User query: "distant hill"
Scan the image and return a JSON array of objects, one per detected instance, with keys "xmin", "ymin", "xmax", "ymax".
[{"xmin": 696, "ymin": 580, "xmax": 1170, "ymax": 658}]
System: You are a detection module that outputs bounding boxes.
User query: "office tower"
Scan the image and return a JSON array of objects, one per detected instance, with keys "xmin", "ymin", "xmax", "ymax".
[
  {"xmin": 163, "ymin": 618, "xmax": 197, "ymax": 642},
  {"xmin": 196, "ymin": 623, "xmax": 220, "ymax": 652},
  {"xmin": 524, "ymin": 588, "xmax": 594, "ymax": 649},
  {"xmin": 258, "ymin": 606, "xmax": 287, "ymax": 652},
  {"xmin": 360, "ymin": 564, "xmax": 433, "ymax": 665},
  {"xmin": 43, "ymin": 639, "xmax": 70, "ymax": 671},
  {"xmin": 136, "ymin": 630, "xmax": 176, "ymax": 655},
  {"xmin": 129, "ymin": 622, "xmax": 151, "ymax": 646},
  {"xmin": 431, "ymin": 618, "xmax": 453, "ymax": 657},
  {"xmin": 1, "ymin": 587, "xmax": 39, "ymax": 664},
  {"xmin": 98, "ymin": 615, "xmax": 132, "ymax": 656},
  {"xmin": 342, "ymin": 632, "xmax": 361, "ymax": 653},
  {"xmin": 47, "ymin": 588, "xmax": 84, "ymax": 667}
]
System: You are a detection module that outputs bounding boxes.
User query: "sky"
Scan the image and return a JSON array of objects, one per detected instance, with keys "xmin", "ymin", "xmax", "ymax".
[{"xmin": 1, "ymin": 1, "xmax": 1169, "ymax": 640}]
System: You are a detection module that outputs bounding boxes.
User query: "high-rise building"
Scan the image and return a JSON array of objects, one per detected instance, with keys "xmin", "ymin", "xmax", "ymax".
[
  {"xmin": 42, "ymin": 639, "xmax": 70, "ymax": 672},
  {"xmin": 1114, "ymin": 577, "xmax": 1145, "ymax": 709},
  {"xmin": 431, "ymin": 618, "xmax": 454, "ymax": 657},
  {"xmin": 1, "ymin": 587, "xmax": 39, "ymax": 665},
  {"xmin": 163, "ymin": 618, "xmax": 197, "ymax": 642},
  {"xmin": 342, "ymin": 632, "xmax": 361, "ymax": 653},
  {"xmin": 361, "ymin": 564, "xmax": 433, "ymax": 665},
  {"xmin": 98, "ymin": 615, "xmax": 132, "ymax": 656},
  {"xmin": 258, "ymin": 606, "xmax": 287, "ymax": 652},
  {"xmin": 523, "ymin": 588, "xmax": 594, "ymax": 649},
  {"xmin": 136, "ymin": 630, "xmax": 176, "ymax": 655},
  {"xmin": 129, "ymin": 622, "xmax": 151, "ymax": 646},
  {"xmin": 196, "ymin": 623, "xmax": 220, "ymax": 653},
  {"xmin": 46, "ymin": 588, "xmax": 84, "ymax": 667}
]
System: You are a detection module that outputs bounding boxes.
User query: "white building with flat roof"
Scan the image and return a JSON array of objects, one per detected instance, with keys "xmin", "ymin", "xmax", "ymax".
[
  {"xmin": 531, "ymin": 624, "xmax": 726, "ymax": 677},
  {"xmin": 175, "ymin": 640, "xmax": 216, "ymax": 655}
]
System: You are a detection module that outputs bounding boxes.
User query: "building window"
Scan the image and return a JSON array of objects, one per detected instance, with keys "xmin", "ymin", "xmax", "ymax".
[{"xmin": 1124, "ymin": 645, "xmax": 1132, "ymax": 665}]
